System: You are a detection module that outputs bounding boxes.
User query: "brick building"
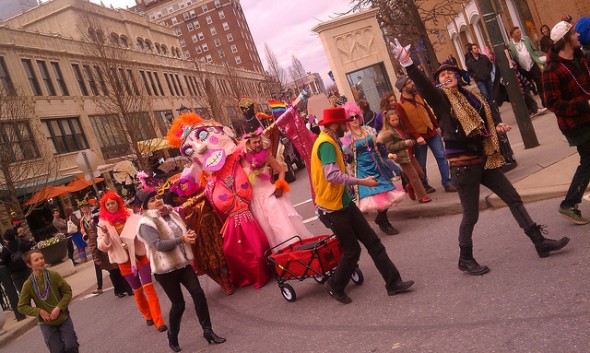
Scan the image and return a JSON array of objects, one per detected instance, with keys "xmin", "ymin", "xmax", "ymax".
[{"xmin": 133, "ymin": 0, "xmax": 264, "ymax": 73}]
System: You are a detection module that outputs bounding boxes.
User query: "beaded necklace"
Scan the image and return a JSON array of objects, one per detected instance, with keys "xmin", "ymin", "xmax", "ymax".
[
  {"xmin": 559, "ymin": 60, "xmax": 590, "ymax": 96},
  {"xmin": 31, "ymin": 269, "xmax": 51, "ymax": 301}
]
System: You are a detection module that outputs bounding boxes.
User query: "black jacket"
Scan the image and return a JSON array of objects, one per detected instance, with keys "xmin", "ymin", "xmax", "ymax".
[
  {"xmin": 405, "ymin": 64, "xmax": 501, "ymax": 154},
  {"xmin": 466, "ymin": 54, "xmax": 493, "ymax": 82}
]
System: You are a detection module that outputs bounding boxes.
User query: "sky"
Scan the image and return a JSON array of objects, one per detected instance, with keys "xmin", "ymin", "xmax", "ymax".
[{"xmin": 91, "ymin": 0, "xmax": 357, "ymax": 86}]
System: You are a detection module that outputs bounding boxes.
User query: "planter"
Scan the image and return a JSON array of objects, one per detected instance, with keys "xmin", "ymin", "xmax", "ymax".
[{"xmin": 39, "ymin": 238, "xmax": 69, "ymax": 265}]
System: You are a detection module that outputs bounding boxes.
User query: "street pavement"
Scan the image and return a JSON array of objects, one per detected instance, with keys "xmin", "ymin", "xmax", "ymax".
[{"xmin": 2, "ymin": 101, "xmax": 590, "ymax": 352}]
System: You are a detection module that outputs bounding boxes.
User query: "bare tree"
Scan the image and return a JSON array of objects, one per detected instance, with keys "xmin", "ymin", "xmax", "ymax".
[
  {"xmin": 0, "ymin": 85, "xmax": 62, "ymax": 220},
  {"xmin": 77, "ymin": 8, "xmax": 159, "ymax": 172},
  {"xmin": 349, "ymin": 0, "xmax": 470, "ymax": 76},
  {"xmin": 264, "ymin": 43, "xmax": 287, "ymax": 92},
  {"xmin": 288, "ymin": 54, "xmax": 307, "ymax": 84}
]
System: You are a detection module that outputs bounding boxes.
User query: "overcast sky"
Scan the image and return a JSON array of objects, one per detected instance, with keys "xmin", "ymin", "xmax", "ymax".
[{"xmin": 91, "ymin": 0, "xmax": 356, "ymax": 86}]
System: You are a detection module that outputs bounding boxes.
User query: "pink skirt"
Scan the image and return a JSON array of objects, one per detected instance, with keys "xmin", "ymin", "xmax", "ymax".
[{"xmin": 358, "ymin": 190, "xmax": 405, "ymax": 213}]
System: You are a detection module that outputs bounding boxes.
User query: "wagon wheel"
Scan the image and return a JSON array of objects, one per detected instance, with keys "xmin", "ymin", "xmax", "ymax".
[
  {"xmin": 351, "ymin": 267, "xmax": 364, "ymax": 285},
  {"xmin": 280, "ymin": 284, "xmax": 297, "ymax": 302},
  {"xmin": 313, "ymin": 273, "xmax": 328, "ymax": 284}
]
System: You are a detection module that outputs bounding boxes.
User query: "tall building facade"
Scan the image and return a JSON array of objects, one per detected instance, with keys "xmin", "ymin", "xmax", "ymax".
[
  {"xmin": 134, "ymin": 0, "xmax": 264, "ymax": 73},
  {"xmin": 0, "ymin": 0, "xmax": 271, "ymax": 230}
]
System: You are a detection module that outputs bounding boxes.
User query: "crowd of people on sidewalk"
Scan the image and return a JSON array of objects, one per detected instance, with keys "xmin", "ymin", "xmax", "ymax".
[{"xmin": 6, "ymin": 15, "xmax": 590, "ymax": 353}]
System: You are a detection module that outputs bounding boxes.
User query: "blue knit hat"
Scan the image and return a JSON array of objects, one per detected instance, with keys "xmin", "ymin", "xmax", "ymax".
[{"xmin": 575, "ymin": 17, "xmax": 590, "ymax": 46}]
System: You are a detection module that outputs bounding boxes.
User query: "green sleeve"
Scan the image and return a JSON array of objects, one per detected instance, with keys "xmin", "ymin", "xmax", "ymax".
[
  {"xmin": 318, "ymin": 142, "xmax": 337, "ymax": 165},
  {"xmin": 54, "ymin": 272, "xmax": 72, "ymax": 309},
  {"xmin": 17, "ymin": 280, "xmax": 40, "ymax": 318}
]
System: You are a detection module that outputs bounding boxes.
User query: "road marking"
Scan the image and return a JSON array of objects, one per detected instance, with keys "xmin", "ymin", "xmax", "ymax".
[
  {"xmin": 303, "ymin": 216, "xmax": 318, "ymax": 224},
  {"xmin": 77, "ymin": 287, "xmax": 113, "ymax": 301},
  {"xmin": 293, "ymin": 198, "xmax": 313, "ymax": 207}
]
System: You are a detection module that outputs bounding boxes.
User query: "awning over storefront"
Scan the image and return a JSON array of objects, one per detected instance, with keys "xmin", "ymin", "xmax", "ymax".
[
  {"xmin": 0, "ymin": 175, "xmax": 74, "ymax": 198},
  {"xmin": 23, "ymin": 185, "xmax": 72, "ymax": 206}
]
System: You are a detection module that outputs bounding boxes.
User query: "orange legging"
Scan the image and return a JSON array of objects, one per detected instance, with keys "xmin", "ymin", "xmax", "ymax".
[{"xmin": 119, "ymin": 256, "xmax": 165, "ymax": 329}]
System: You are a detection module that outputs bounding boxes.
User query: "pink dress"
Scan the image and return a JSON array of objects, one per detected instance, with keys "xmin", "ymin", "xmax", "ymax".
[
  {"xmin": 205, "ymin": 153, "xmax": 271, "ymax": 289},
  {"xmin": 244, "ymin": 154, "xmax": 312, "ymax": 251}
]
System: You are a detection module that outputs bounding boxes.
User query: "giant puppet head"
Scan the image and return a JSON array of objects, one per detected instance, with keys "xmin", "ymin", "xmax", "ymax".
[{"xmin": 167, "ymin": 113, "xmax": 237, "ymax": 173}]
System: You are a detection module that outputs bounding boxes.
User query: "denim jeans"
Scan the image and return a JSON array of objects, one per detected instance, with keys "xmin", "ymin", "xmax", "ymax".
[
  {"xmin": 451, "ymin": 164, "xmax": 534, "ymax": 247},
  {"xmin": 475, "ymin": 79, "xmax": 493, "ymax": 101},
  {"xmin": 561, "ymin": 138, "xmax": 590, "ymax": 209},
  {"xmin": 39, "ymin": 317, "xmax": 79, "ymax": 353},
  {"xmin": 414, "ymin": 133, "xmax": 452, "ymax": 187},
  {"xmin": 317, "ymin": 203, "xmax": 401, "ymax": 293}
]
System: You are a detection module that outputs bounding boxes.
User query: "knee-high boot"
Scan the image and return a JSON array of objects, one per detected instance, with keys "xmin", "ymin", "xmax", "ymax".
[
  {"xmin": 143, "ymin": 283, "xmax": 166, "ymax": 330},
  {"xmin": 525, "ymin": 224, "xmax": 570, "ymax": 258},
  {"xmin": 133, "ymin": 287, "xmax": 152, "ymax": 321}
]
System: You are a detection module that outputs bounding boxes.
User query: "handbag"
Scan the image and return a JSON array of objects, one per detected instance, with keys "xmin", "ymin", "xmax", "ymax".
[{"xmin": 67, "ymin": 219, "xmax": 78, "ymax": 234}]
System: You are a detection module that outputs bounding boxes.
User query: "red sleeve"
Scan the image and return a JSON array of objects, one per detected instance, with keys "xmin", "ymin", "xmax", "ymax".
[{"xmin": 396, "ymin": 104, "xmax": 421, "ymax": 140}]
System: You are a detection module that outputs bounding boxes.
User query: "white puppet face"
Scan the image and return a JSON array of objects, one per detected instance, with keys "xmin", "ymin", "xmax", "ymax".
[{"xmin": 180, "ymin": 125, "xmax": 236, "ymax": 173}]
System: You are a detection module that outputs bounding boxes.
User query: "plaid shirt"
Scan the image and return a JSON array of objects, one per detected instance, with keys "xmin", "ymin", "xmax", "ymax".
[{"xmin": 543, "ymin": 48, "xmax": 590, "ymax": 138}]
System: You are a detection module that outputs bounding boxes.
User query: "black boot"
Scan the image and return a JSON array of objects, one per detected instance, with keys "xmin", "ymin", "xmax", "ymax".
[
  {"xmin": 525, "ymin": 224, "xmax": 570, "ymax": 258},
  {"xmin": 375, "ymin": 211, "xmax": 399, "ymax": 235},
  {"xmin": 167, "ymin": 332, "xmax": 181, "ymax": 352},
  {"xmin": 203, "ymin": 328, "xmax": 226, "ymax": 344},
  {"xmin": 458, "ymin": 246, "xmax": 490, "ymax": 275}
]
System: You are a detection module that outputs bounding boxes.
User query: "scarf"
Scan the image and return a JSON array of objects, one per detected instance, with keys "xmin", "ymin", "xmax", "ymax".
[{"xmin": 441, "ymin": 88, "xmax": 504, "ymax": 169}]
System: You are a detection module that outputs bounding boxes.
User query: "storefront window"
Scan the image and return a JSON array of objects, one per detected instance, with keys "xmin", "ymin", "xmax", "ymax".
[{"xmin": 346, "ymin": 62, "xmax": 392, "ymax": 113}]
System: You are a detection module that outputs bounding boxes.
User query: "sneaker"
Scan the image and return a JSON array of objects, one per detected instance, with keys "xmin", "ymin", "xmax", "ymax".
[
  {"xmin": 324, "ymin": 281, "xmax": 352, "ymax": 304},
  {"xmin": 425, "ymin": 186, "xmax": 436, "ymax": 194},
  {"xmin": 558, "ymin": 205, "xmax": 589, "ymax": 225}
]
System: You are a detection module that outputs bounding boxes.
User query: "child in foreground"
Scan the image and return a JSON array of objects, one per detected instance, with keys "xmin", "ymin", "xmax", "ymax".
[{"xmin": 18, "ymin": 250, "xmax": 79, "ymax": 353}]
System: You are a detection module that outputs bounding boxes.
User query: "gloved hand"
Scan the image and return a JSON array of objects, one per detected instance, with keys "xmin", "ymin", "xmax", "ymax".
[{"xmin": 390, "ymin": 38, "xmax": 413, "ymax": 67}]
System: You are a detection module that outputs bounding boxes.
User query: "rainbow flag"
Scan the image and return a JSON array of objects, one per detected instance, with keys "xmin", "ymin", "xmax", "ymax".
[{"xmin": 269, "ymin": 100, "xmax": 287, "ymax": 117}]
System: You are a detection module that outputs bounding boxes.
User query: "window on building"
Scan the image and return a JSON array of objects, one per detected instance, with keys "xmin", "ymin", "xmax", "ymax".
[
  {"xmin": 129, "ymin": 112, "xmax": 157, "ymax": 142},
  {"xmin": 94, "ymin": 66, "xmax": 108, "ymax": 96},
  {"xmin": 161, "ymin": 45, "xmax": 168, "ymax": 55},
  {"xmin": 145, "ymin": 40, "xmax": 153, "ymax": 52},
  {"xmin": 198, "ymin": 32, "xmax": 205, "ymax": 40},
  {"xmin": 118, "ymin": 68, "xmax": 133, "ymax": 95},
  {"xmin": 193, "ymin": 20, "xmax": 200, "ymax": 29},
  {"xmin": 146, "ymin": 71, "xmax": 159, "ymax": 96},
  {"xmin": 191, "ymin": 34, "xmax": 198, "ymax": 43},
  {"xmin": 205, "ymin": 15, "xmax": 212, "ymax": 24},
  {"xmin": 202, "ymin": 43, "xmax": 208, "ymax": 52},
  {"xmin": 71, "ymin": 64, "xmax": 88, "ymax": 96},
  {"xmin": 153, "ymin": 72, "xmax": 165, "ymax": 96},
  {"xmin": 218, "ymin": 10, "xmax": 225, "ymax": 19},
  {"xmin": 218, "ymin": 49, "xmax": 225, "ymax": 58},
  {"xmin": 183, "ymin": 75, "xmax": 194, "ymax": 95},
  {"xmin": 180, "ymin": 39, "xmax": 187, "ymax": 47},
  {"xmin": 0, "ymin": 121, "xmax": 40, "ymax": 162},
  {"xmin": 89, "ymin": 115, "xmax": 130, "ymax": 159},
  {"xmin": 171, "ymin": 17, "xmax": 178, "ymax": 25},
  {"xmin": 214, "ymin": 38, "xmax": 221, "ymax": 47},
  {"xmin": 36, "ymin": 60, "xmax": 56, "ymax": 96},
  {"xmin": 202, "ymin": 4, "xmax": 208, "ymax": 12},
  {"xmin": 214, "ymin": 0, "xmax": 221, "ymax": 8},
  {"xmin": 120, "ymin": 35, "xmax": 129, "ymax": 48},
  {"xmin": 155, "ymin": 110, "xmax": 174, "ymax": 134},
  {"xmin": 155, "ymin": 43, "xmax": 162, "ymax": 54},
  {"xmin": 183, "ymin": 12, "xmax": 190, "ymax": 21},
  {"xmin": 42, "ymin": 118, "xmax": 89, "ymax": 154},
  {"xmin": 139, "ymin": 70, "xmax": 152, "ymax": 96},
  {"xmin": 227, "ymin": 33, "xmax": 233, "ymax": 42},
  {"xmin": 0, "ymin": 57, "xmax": 15, "ymax": 95},
  {"xmin": 22, "ymin": 59, "xmax": 42, "ymax": 96},
  {"xmin": 222, "ymin": 22, "xmax": 229, "ymax": 31},
  {"xmin": 206, "ymin": 54, "xmax": 212, "ymax": 63},
  {"xmin": 50, "ymin": 62, "xmax": 68, "ymax": 96},
  {"xmin": 109, "ymin": 33, "xmax": 120, "ymax": 47},
  {"xmin": 175, "ymin": 28, "xmax": 182, "ymax": 36},
  {"xmin": 187, "ymin": 22, "xmax": 194, "ymax": 31},
  {"xmin": 189, "ymin": 9, "xmax": 196, "ymax": 18},
  {"xmin": 109, "ymin": 67, "xmax": 123, "ymax": 93},
  {"xmin": 235, "ymin": 56, "xmax": 241, "ymax": 65},
  {"xmin": 174, "ymin": 74, "xmax": 185, "ymax": 96},
  {"xmin": 83, "ymin": 65, "xmax": 100, "ymax": 96},
  {"xmin": 191, "ymin": 77, "xmax": 202, "ymax": 95},
  {"xmin": 163, "ymin": 73, "xmax": 175, "ymax": 96},
  {"xmin": 127, "ymin": 69, "xmax": 140, "ymax": 95},
  {"xmin": 230, "ymin": 44, "xmax": 237, "ymax": 53},
  {"xmin": 136, "ymin": 38, "xmax": 145, "ymax": 50},
  {"xmin": 210, "ymin": 27, "xmax": 217, "ymax": 35}
]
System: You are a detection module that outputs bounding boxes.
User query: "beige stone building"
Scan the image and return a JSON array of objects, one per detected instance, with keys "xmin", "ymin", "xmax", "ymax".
[{"xmin": 0, "ymin": 0, "xmax": 271, "ymax": 231}]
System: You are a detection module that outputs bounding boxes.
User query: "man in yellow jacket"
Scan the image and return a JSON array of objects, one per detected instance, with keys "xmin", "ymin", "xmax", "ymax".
[{"xmin": 311, "ymin": 107, "xmax": 415, "ymax": 304}]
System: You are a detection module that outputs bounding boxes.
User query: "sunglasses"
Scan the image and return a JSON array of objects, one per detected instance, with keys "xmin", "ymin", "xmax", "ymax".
[{"xmin": 349, "ymin": 114, "xmax": 360, "ymax": 120}]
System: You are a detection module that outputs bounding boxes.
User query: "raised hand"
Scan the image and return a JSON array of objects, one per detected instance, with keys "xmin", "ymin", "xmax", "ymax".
[{"xmin": 390, "ymin": 38, "xmax": 413, "ymax": 67}]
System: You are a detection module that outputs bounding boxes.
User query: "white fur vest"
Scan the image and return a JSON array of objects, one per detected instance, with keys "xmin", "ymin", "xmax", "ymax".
[{"xmin": 137, "ymin": 206, "xmax": 194, "ymax": 274}]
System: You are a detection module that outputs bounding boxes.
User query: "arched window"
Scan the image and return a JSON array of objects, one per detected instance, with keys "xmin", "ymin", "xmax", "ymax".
[
  {"xmin": 144, "ymin": 39, "xmax": 153, "ymax": 52},
  {"xmin": 136, "ymin": 37, "xmax": 145, "ymax": 50},
  {"xmin": 161, "ymin": 44, "xmax": 168, "ymax": 56},
  {"xmin": 88, "ymin": 28, "xmax": 105, "ymax": 44},
  {"xmin": 155, "ymin": 43, "xmax": 161, "ymax": 54},
  {"xmin": 109, "ymin": 33, "xmax": 120, "ymax": 47},
  {"xmin": 120, "ymin": 35, "xmax": 129, "ymax": 48}
]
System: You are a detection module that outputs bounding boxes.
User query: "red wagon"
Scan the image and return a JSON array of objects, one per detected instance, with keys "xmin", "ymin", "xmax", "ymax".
[{"xmin": 266, "ymin": 234, "xmax": 363, "ymax": 302}]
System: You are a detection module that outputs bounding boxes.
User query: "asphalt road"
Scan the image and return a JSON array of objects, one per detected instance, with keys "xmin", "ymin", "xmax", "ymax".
[{"xmin": 6, "ymin": 191, "xmax": 590, "ymax": 353}]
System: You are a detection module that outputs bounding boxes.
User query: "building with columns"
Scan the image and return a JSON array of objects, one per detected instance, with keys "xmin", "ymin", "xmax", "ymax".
[
  {"xmin": 0, "ymin": 0, "xmax": 271, "ymax": 231},
  {"xmin": 284, "ymin": 72, "xmax": 326, "ymax": 98}
]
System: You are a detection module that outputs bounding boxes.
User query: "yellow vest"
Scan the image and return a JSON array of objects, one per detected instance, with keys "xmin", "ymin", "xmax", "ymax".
[
  {"xmin": 311, "ymin": 131, "xmax": 346, "ymax": 211},
  {"xmin": 400, "ymin": 95, "xmax": 433, "ymax": 134}
]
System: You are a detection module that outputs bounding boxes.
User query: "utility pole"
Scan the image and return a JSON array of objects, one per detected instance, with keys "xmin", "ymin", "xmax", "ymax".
[{"xmin": 477, "ymin": 0, "xmax": 539, "ymax": 148}]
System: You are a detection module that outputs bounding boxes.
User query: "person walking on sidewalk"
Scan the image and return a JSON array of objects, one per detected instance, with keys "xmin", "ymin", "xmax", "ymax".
[
  {"xmin": 391, "ymin": 38, "xmax": 570, "ymax": 275},
  {"xmin": 395, "ymin": 75, "xmax": 456, "ymax": 193},
  {"xmin": 311, "ymin": 107, "xmax": 414, "ymax": 304},
  {"xmin": 52, "ymin": 209, "xmax": 77, "ymax": 267},
  {"xmin": 508, "ymin": 27, "xmax": 547, "ymax": 108},
  {"xmin": 466, "ymin": 44, "xmax": 494, "ymax": 101},
  {"xmin": 18, "ymin": 250, "xmax": 80, "ymax": 353},
  {"xmin": 136, "ymin": 190, "xmax": 226, "ymax": 352},
  {"xmin": 97, "ymin": 190, "xmax": 167, "ymax": 333},
  {"xmin": 543, "ymin": 21, "xmax": 590, "ymax": 225}
]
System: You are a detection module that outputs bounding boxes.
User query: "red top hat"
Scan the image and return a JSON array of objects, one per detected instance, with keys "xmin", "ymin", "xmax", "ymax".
[{"xmin": 319, "ymin": 107, "xmax": 352, "ymax": 126}]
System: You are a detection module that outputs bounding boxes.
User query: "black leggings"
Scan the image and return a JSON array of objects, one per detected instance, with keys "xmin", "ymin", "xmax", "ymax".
[{"xmin": 154, "ymin": 265, "xmax": 212, "ymax": 336}]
